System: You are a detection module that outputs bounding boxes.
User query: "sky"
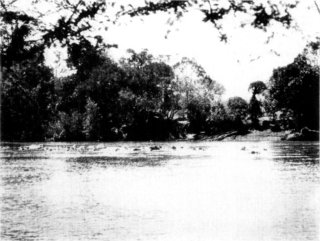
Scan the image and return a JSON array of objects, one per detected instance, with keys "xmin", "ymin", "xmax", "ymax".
[
  {"xmin": 12, "ymin": 0, "xmax": 320, "ymax": 100},
  {"xmin": 103, "ymin": 1, "xmax": 320, "ymax": 100}
]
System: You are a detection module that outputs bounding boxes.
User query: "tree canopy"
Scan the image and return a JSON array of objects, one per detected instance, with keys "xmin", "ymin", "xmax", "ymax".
[
  {"xmin": 268, "ymin": 42, "xmax": 319, "ymax": 130},
  {"xmin": 249, "ymin": 81, "xmax": 267, "ymax": 95},
  {"xmin": 247, "ymin": 81, "xmax": 267, "ymax": 128},
  {"xmin": 118, "ymin": 0, "xmax": 298, "ymax": 41},
  {"xmin": 1, "ymin": 0, "xmax": 319, "ymax": 141},
  {"xmin": 227, "ymin": 96, "xmax": 248, "ymax": 121},
  {"xmin": 1, "ymin": 0, "xmax": 302, "ymax": 47}
]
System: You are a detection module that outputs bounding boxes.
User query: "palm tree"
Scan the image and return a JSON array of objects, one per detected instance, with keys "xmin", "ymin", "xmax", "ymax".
[{"xmin": 248, "ymin": 81, "xmax": 267, "ymax": 129}]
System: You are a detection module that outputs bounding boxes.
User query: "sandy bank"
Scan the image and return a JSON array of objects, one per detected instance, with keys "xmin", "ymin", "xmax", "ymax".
[{"xmin": 221, "ymin": 130, "xmax": 288, "ymax": 141}]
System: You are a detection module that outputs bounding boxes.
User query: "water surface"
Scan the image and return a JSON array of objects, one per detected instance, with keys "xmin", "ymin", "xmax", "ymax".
[{"xmin": 1, "ymin": 141, "xmax": 319, "ymax": 241}]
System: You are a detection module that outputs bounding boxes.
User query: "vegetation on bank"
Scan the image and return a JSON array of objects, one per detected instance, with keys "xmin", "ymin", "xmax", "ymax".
[{"xmin": 1, "ymin": 3, "xmax": 319, "ymax": 142}]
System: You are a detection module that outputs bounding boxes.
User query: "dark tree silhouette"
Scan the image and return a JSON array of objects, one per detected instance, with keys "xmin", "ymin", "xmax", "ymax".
[
  {"xmin": 118, "ymin": 0, "xmax": 298, "ymax": 40},
  {"xmin": 268, "ymin": 43, "xmax": 319, "ymax": 130},
  {"xmin": 227, "ymin": 97, "xmax": 248, "ymax": 122},
  {"xmin": 249, "ymin": 81, "xmax": 267, "ymax": 95},
  {"xmin": 0, "ymin": 0, "xmax": 316, "ymax": 141},
  {"xmin": 248, "ymin": 81, "xmax": 267, "ymax": 128}
]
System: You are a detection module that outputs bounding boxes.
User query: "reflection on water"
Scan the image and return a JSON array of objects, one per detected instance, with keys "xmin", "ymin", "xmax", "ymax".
[
  {"xmin": 67, "ymin": 156, "xmax": 169, "ymax": 168},
  {"xmin": 1, "ymin": 141, "xmax": 319, "ymax": 241}
]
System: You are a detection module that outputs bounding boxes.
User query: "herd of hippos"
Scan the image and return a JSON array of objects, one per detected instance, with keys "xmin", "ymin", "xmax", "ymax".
[{"xmin": 7, "ymin": 143, "xmax": 265, "ymax": 155}]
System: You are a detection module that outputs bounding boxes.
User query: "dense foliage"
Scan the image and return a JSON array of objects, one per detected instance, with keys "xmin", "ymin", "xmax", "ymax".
[
  {"xmin": 1, "ymin": 1, "xmax": 318, "ymax": 141},
  {"xmin": 119, "ymin": 0, "xmax": 297, "ymax": 41},
  {"xmin": 267, "ymin": 45, "xmax": 319, "ymax": 130},
  {"xmin": 248, "ymin": 81, "xmax": 267, "ymax": 128},
  {"xmin": 44, "ymin": 51, "xmax": 232, "ymax": 141},
  {"xmin": 1, "ymin": 9, "xmax": 55, "ymax": 141}
]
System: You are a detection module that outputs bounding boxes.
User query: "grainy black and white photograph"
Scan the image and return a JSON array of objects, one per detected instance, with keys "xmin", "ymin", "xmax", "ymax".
[{"xmin": 0, "ymin": 0, "xmax": 319, "ymax": 240}]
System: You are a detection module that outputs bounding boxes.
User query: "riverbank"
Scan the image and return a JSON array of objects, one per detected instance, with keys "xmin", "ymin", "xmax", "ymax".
[
  {"xmin": 189, "ymin": 129, "xmax": 286, "ymax": 142},
  {"xmin": 222, "ymin": 130, "xmax": 288, "ymax": 141},
  {"xmin": 1, "ymin": 128, "xmax": 319, "ymax": 144},
  {"xmin": 193, "ymin": 128, "xmax": 319, "ymax": 142}
]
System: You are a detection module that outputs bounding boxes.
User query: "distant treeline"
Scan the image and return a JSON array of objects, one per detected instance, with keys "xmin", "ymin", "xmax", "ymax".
[{"xmin": 1, "ymin": 10, "xmax": 319, "ymax": 141}]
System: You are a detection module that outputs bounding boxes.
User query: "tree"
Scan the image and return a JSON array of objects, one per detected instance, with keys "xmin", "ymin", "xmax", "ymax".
[
  {"xmin": 67, "ymin": 38, "xmax": 106, "ymax": 81},
  {"xmin": 0, "ymin": 1, "xmax": 309, "ymax": 141},
  {"xmin": 187, "ymin": 98, "xmax": 212, "ymax": 133},
  {"xmin": 248, "ymin": 81, "xmax": 267, "ymax": 128},
  {"xmin": 268, "ymin": 42, "xmax": 319, "ymax": 130},
  {"xmin": 119, "ymin": 50, "xmax": 170, "ymax": 117},
  {"xmin": 173, "ymin": 57, "xmax": 224, "ymax": 113},
  {"xmin": 118, "ymin": 0, "xmax": 298, "ymax": 41},
  {"xmin": 119, "ymin": 50, "xmax": 177, "ymax": 140},
  {"xmin": 207, "ymin": 101, "xmax": 232, "ymax": 134},
  {"xmin": 0, "ymin": 0, "xmax": 109, "ymax": 141},
  {"xmin": 1, "ymin": 63, "xmax": 55, "ymax": 141},
  {"xmin": 0, "ymin": 0, "xmax": 112, "ymax": 75},
  {"xmin": 172, "ymin": 57, "xmax": 225, "ymax": 133},
  {"xmin": 0, "ymin": 11, "xmax": 43, "ymax": 68},
  {"xmin": 2, "ymin": 0, "xmax": 300, "ymax": 42},
  {"xmin": 83, "ymin": 98, "xmax": 102, "ymax": 141},
  {"xmin": 1, "ymin": 0, "xmax": 108, "ymax": 46},
  {"xmin": 47, "ymin": 110, "xmax": 84, "ymax": 141},
  {"xmin": 0, "ymin": 9, "xmax": 55, "ymax": 141},
  {"xmin": 85, "ymin": 57, "xmax": 125, "ymax": 140},
  {"xmin": 227, "ymin": 97, "xmax": 248, "ymax": 122},
  {"xmin": 249, "ymin": 81, "xmax": 267, "ymax": 96}
]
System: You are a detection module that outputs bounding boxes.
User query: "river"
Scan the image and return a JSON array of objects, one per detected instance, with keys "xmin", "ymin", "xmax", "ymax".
[{"xmin": 0, "ymin": 141, "xmax": 319, "ymax": 241}]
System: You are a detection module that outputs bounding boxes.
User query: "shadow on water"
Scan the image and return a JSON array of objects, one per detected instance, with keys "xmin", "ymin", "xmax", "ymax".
[
  {"xmin": 3, "ymin": 230, "xmax": 40, "ymax": 241},
  {"xmin": 1, "ymin": 162, "xmax": 51, "ymax": 186},
  {"xmin": 1, "ymin": 154, "xmax": 51, "ymax": 186},
  {"xmin": 1, "ymin": 172, "xmax": 50, "ymax": 186},
  {"xmin": 66, "ymin": 156, "xmax": 170, "ymax": 170},
  {"xmin": 1, "ymin": 155, "xmax": 49, "ymax": 162},
  {"xmin": 271, "ymin": 142, "xmax": 319, "ymax": 165}
]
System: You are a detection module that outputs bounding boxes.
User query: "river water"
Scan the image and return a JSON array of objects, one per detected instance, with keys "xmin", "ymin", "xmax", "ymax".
[{"xmin": 0, "ymin": 141, "xmax": 319, "ymax": 241}]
